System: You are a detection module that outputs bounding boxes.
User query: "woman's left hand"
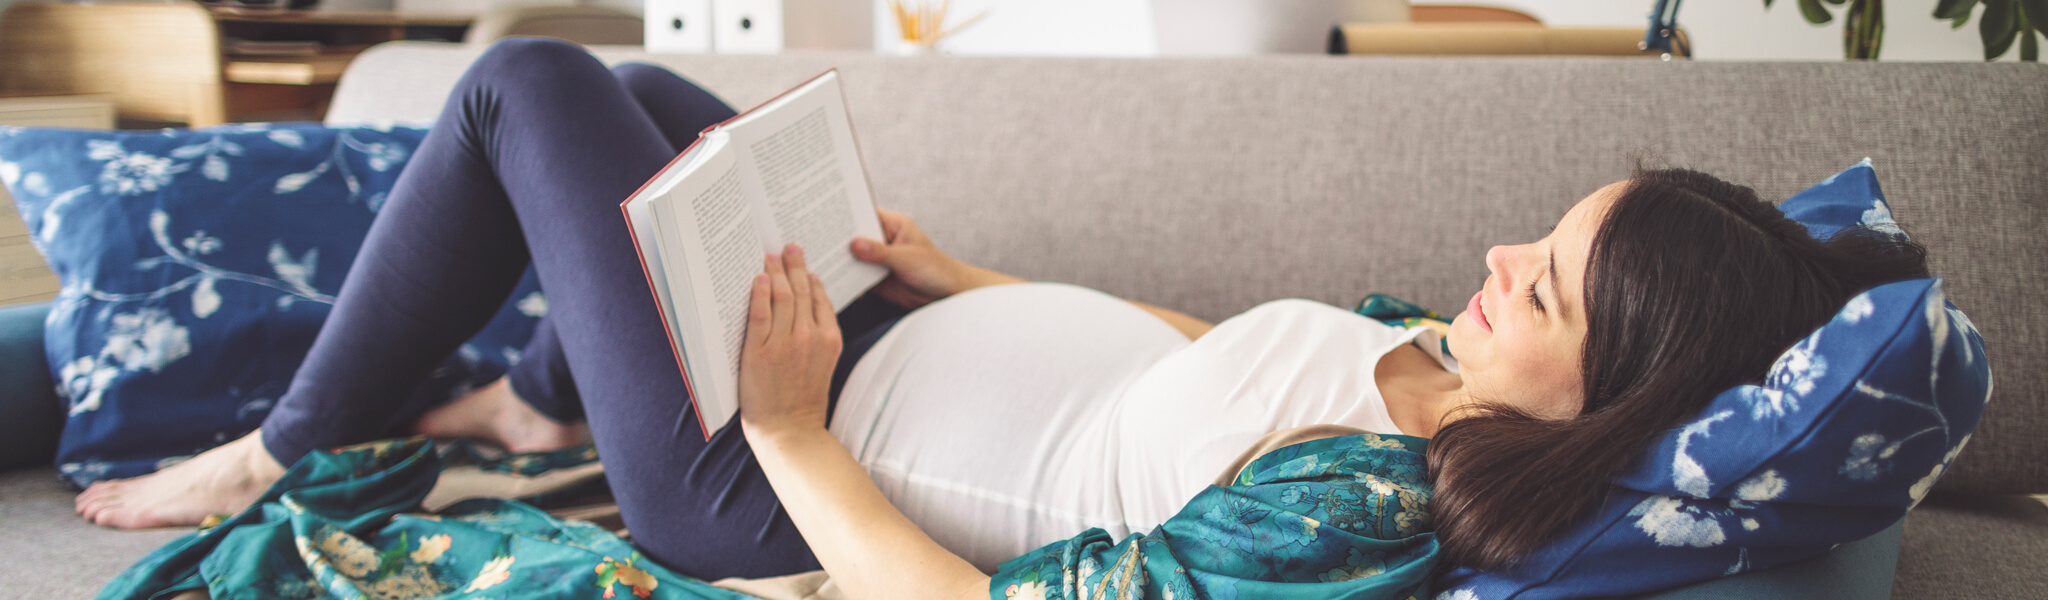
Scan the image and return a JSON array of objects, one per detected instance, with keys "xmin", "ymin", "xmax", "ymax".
[{"xmin": 737, "ymin": 243, "xmax": 843, "ymax": 438}]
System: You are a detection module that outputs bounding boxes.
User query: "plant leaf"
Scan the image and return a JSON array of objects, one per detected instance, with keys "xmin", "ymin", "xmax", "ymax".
[
  {"xmin": 1800, "ymin": 0, "xmax": 1835, "ymax": 24},
  {"xmin": 1937, "ymin": 0, "xmax": 1982, "ymax": 20},
  {"xmin": 1983, "ymin": 0, "xmax": 2020, "ymax": 59},
  {"xmin": 1765, "ymin": 0, "xmax": 1776, "ymax": 8},
  {"xmin": 1821, "ymin": 0, "xmax": 1848, "ymax": 5},
  {"xmin": 2022, "ymin": 0, "xmax": 2048, "ymax": 30},
  {"xmin": 2023, "ymin": 26, "xmax": 2040, "ymax": 60}
]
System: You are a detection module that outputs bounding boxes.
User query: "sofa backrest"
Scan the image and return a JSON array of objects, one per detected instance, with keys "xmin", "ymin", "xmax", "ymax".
[{"xmin": 329, "ymin": 42, "xmax": 2048, "ymax": 495}]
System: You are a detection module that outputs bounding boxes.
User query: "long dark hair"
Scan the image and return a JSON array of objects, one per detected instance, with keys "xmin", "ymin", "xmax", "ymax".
[{"xmin": 1425, "ymin": 167, "xmax": 1930, "ymax": 570}]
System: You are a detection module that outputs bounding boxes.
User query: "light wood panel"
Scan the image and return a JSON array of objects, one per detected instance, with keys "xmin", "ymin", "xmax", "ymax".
[
  {"xmin": 0, "ymin": 1, "xmax": 226, "ymax": 127},
  {"xmin": 0, "ymin": 94, "xmax": 114, "ymax": 306}
]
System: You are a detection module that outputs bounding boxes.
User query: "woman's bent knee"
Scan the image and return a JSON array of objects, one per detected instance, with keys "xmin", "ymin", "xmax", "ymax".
[{"xmin": 470, "ymin": 37, "xmax": 606, "ymax": 83}]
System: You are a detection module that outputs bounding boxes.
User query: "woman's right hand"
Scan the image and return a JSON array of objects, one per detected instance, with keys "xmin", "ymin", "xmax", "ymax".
[{"xmin": 850, "ymin": 209, "xmax": 1018, "ymax": 310}]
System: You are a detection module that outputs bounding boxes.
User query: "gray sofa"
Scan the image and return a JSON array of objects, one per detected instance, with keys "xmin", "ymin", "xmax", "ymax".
[{"xmin": 2, "ymin": 42, "xmax": 2044, "ymax": 598}]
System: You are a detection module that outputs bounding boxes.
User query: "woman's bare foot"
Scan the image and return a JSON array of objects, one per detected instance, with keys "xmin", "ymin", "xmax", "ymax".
[
  {"xmin": 74, "ymin": 431, "xmax": 286, "ymax": 529},
  {"xmin": 414, "ymin": 377, "xmax": 590, "ymax": 453}
]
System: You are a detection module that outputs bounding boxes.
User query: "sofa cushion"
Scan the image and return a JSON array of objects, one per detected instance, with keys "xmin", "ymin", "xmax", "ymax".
[
  {"xmin": 0, "ymin": 301, "xmax": 59, "ymax": 471},
  {"xmin": 0, "ymin": 123, "xmax": 545, "ymax": 488},
  {"xmin": 1435, "ymin": 162, "xmax": 1991, "ymax": 599}
]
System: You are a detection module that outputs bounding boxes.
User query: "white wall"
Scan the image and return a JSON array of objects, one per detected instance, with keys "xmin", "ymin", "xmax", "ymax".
[{"xmin": 1425, "ymin": 0, "xmax": 2020, "ymax": 61}]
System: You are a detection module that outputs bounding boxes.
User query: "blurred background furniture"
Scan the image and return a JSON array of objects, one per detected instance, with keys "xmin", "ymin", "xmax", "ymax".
[
  {"xmin": 0, "ymin": 94, "xmax": 112, "ymax": 308},
  {"xmin": 0, "ymin": 1, "xmax": 488, "ymax": 126},
  {"xmin": 1410, "ymin": 3, "xmax": 1540, "ymax": 24},
  {"xmin": 462, "ymin": 6, "xmax": 642, "ymax": 47},
  {"xmin": 1330, "ymin": 2, "xmax": 1691, "ymax": 57}
]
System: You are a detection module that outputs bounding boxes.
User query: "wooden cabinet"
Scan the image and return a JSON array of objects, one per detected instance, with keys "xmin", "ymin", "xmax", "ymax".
[{"xmin": 0, "ymin": 1, "xmax": 470, "ymax": 126}]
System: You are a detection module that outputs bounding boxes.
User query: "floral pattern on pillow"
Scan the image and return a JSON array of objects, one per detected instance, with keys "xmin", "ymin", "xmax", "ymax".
[{"xmin": 0, "ymin": 123, "xmax": 544, "ymax": 488}]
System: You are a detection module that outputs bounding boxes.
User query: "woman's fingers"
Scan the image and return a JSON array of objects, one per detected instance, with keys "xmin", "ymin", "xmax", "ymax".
[
  {"xmin": 809, "ymin": 271, "xmax": 836, "ymax": 335},
  {"xmin": 784, "ymin": 244, "xmax": 813, "ymax": 332},
  {"xmin": 745, "ymin": 272, "xmax": 771, "ymax": 348},
  {"xmin": 766, "ymin": 251, "xmax": 794, "ymax": 337}
]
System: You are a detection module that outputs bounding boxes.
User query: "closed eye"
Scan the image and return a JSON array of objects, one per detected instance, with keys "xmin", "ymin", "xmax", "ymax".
[{"xmin": 1526, "ymin": 279, "xmax": 1545, "ymax": 313}]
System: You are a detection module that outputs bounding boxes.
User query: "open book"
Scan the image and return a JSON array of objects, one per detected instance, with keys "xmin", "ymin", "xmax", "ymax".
[{"xmin": 621, "ymin": 70, "xmax": 889, "ymax": 440}]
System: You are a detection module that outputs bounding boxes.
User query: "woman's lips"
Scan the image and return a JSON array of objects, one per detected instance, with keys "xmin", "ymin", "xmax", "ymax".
[{"xmin": 1467, "ymin": 290, "xmax": 1493, "ymax": 333}]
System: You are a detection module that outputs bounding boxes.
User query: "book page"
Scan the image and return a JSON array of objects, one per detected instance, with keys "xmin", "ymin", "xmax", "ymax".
[
  {"xmin": 726, "ymin": 72, "xmax": 888, "ymax": 311},
  {"xmin": 654, "ymin": 147, "xmax": 759, "ymax": 435}
]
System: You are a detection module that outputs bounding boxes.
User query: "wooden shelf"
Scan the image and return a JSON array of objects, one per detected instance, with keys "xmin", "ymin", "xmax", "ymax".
[
  {"xmin": 0, "ymin": 1, "xmax": 470, "ymax": 127},
  {"xmin": 224, "ymin": 52, "xmax": 355, "ymax": 85}
]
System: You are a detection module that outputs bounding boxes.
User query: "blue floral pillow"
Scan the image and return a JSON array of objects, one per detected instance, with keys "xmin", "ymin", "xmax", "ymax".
[
  {"xmin": 0, "ymin": 124, "xmax": 545, "ymax": 488},
  {"xmin": 1433, "ymin": 161, "xmax": 1992, "ymax": 600}
]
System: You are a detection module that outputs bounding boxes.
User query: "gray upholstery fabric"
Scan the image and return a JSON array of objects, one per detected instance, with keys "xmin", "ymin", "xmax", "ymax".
[
  {"xmin": 1894, "ymin": 493, "xmax": 2048, "ymax": 597},
  {"xmin": 0, "ymin": 467, "xmax": 185, "ymax": 597},
  {"xmin": 333, "ymin": 44, "xmax": 2047, "ymax": 495}
]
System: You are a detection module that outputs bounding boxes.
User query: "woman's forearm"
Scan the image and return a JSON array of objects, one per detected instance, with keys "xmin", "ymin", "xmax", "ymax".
[{"xmin": 745, "ymin": 424, "xmax": 991, "ymax": 600}]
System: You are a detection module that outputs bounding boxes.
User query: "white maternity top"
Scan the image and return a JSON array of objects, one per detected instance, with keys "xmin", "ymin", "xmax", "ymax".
[{"xmin": 828, "ymin": 282, "xmax": 1453, "ymax": 571}]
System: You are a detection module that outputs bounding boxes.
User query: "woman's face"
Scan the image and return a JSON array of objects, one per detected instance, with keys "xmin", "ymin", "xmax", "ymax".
[{"xmin": 1446, "ymin": 182, "xmax": 1619, "ymax": 419}]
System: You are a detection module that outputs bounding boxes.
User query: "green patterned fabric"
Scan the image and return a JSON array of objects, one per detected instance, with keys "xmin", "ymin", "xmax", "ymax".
[
  {"xmin": 991, "ymin": 434, "xmax": 1440, "ymax": 600},
  {"xmin": 102, "ymin": 434, "xmax": 1439, "ymax": 600},
  {"xmin": 96, "ymin": 438, "xmax": 746, "ymax": 600},
  {"xmin": 1354, "ymin": 294, "xmax": 1453, "ymax": 358}
]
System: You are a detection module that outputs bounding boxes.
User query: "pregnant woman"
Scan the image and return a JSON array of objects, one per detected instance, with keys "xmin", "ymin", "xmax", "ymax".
[{"xmin": 75, "ymin": 38, "xmax": 1929, "ymax": 599}]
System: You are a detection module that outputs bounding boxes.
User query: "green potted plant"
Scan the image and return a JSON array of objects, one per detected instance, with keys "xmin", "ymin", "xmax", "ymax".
[{"xmin": 1763, "ymin": 0, "xmax": 2044, "ymax": 60}]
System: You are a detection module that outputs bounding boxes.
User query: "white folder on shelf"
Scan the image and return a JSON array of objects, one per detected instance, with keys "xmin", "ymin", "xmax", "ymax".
[
  {"xmin": 646, "ymin": 0, "xmax": 714, "ymax": 53},
  {"xmin": 711, "ymin": 0, "xmax": 785, "ymax": 54}
]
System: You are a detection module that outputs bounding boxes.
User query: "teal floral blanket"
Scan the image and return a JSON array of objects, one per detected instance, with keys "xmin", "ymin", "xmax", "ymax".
[
  {"xmin": 98, "ymin": 438, "xmax": 745, "ymax": 600},
  {"xmin": 101, "ymin": 434, "xmax": 1439, "ymax": 600}
]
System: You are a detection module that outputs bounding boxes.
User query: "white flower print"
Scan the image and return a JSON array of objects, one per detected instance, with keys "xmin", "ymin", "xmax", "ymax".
[
  {"xmin": 1630, "ymin": 495, "xmax": 1727, "ymax": 548},
  {"xmin": 274, "ymin": 161, "xmax": 329, "ymax": 194},
  {"xmin": 1840, "ymin": 294, "xmax": 1875, "ymax": 324},
  {"xmin": 1734, "ymin": 469, "xmax": 1787, "ymax": 502},
  {"xmin": 268, "ymin": 129, "xmax": 305, "ymax": 149},
  {"xmin": 1839, "ymin": 433, "xmax": 1900, "ymax": 481},
  {"xmin": 516, "ymin": 291, "xmax": 548, "ymax": 317},
  {"xmin": 1910, "ymin": 435, "xmax": 1970, "ymax": 507},
  {"xmin": 1671, "ymin": 410, "xmax": 1732, "ymax": 497},
  {"xmin": 58, "ymin": 355, "xmax": 119, "ymax": 416},
  {"xmin": 170, "ymin": 135, "xmax": 245, "ymax": 182},
  {"xmin": 20, "ymin": 171, "xmax": 49, "ymax": 196},
  {"xmin": 1436, "ymin": 589, "xmax": 1482, "ymax": 600},
  {"xmin": 359, "ymin": 141, "xmax": 408, "ymax": 172},
  {"xmin": 191, "ymin": 276, "xmax": 221, "ymax": 319},
  {"xmin": 1747, "ymin": 333, "xmax": 1827, "ymax": 420},
  {"xmin": 266, "ymin": 242, "xmax": 320, "ymax": 294},
  {"xmin": 181, "ymin": 230, "xmax": 222, "ymax": 255},
  {"xmin": 93, "ymin": 142, "xmax": 187, "ymax": 195},
  {"xmin": 101, "ymin": 308, "xmax": 192, "ymax": 372},
  {"xmin": 0, "ymin": 158, "xmax": 17, "ymax": 187},
  {"xmin": 1860, "ymin": 200, "xmax": 1905, "ymax": 237}
]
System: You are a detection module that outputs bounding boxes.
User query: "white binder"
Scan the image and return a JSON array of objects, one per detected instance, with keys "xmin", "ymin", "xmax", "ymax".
[
  {"xmin": 645, "ymin": 0, "xmax": 714, "ymax": 53},
  {"xmin": 711, "ymin": 0, "xmax": 785, "ymax": 54}
]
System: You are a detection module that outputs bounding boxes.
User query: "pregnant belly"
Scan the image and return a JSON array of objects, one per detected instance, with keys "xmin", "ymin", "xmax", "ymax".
[{"xmin": 827, "ymin": 282, "xmax": 1191, "ymax": 570}]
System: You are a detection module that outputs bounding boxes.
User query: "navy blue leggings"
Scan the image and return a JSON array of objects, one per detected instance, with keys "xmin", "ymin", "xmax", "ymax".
[{"xmin": 259, "ymin": 38, "xmax": 904, "ymax": 579}]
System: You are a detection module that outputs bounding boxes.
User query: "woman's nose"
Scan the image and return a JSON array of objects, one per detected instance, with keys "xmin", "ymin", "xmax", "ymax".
[{"xmin": 1485, "ymin": 245, "xmax": 1509, "ymax": 276}]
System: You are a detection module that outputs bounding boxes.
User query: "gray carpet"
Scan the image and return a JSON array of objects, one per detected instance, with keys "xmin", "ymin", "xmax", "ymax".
[{"xmin": 0, "ymin": 467, "xmax": 185, "ymax": 598}]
